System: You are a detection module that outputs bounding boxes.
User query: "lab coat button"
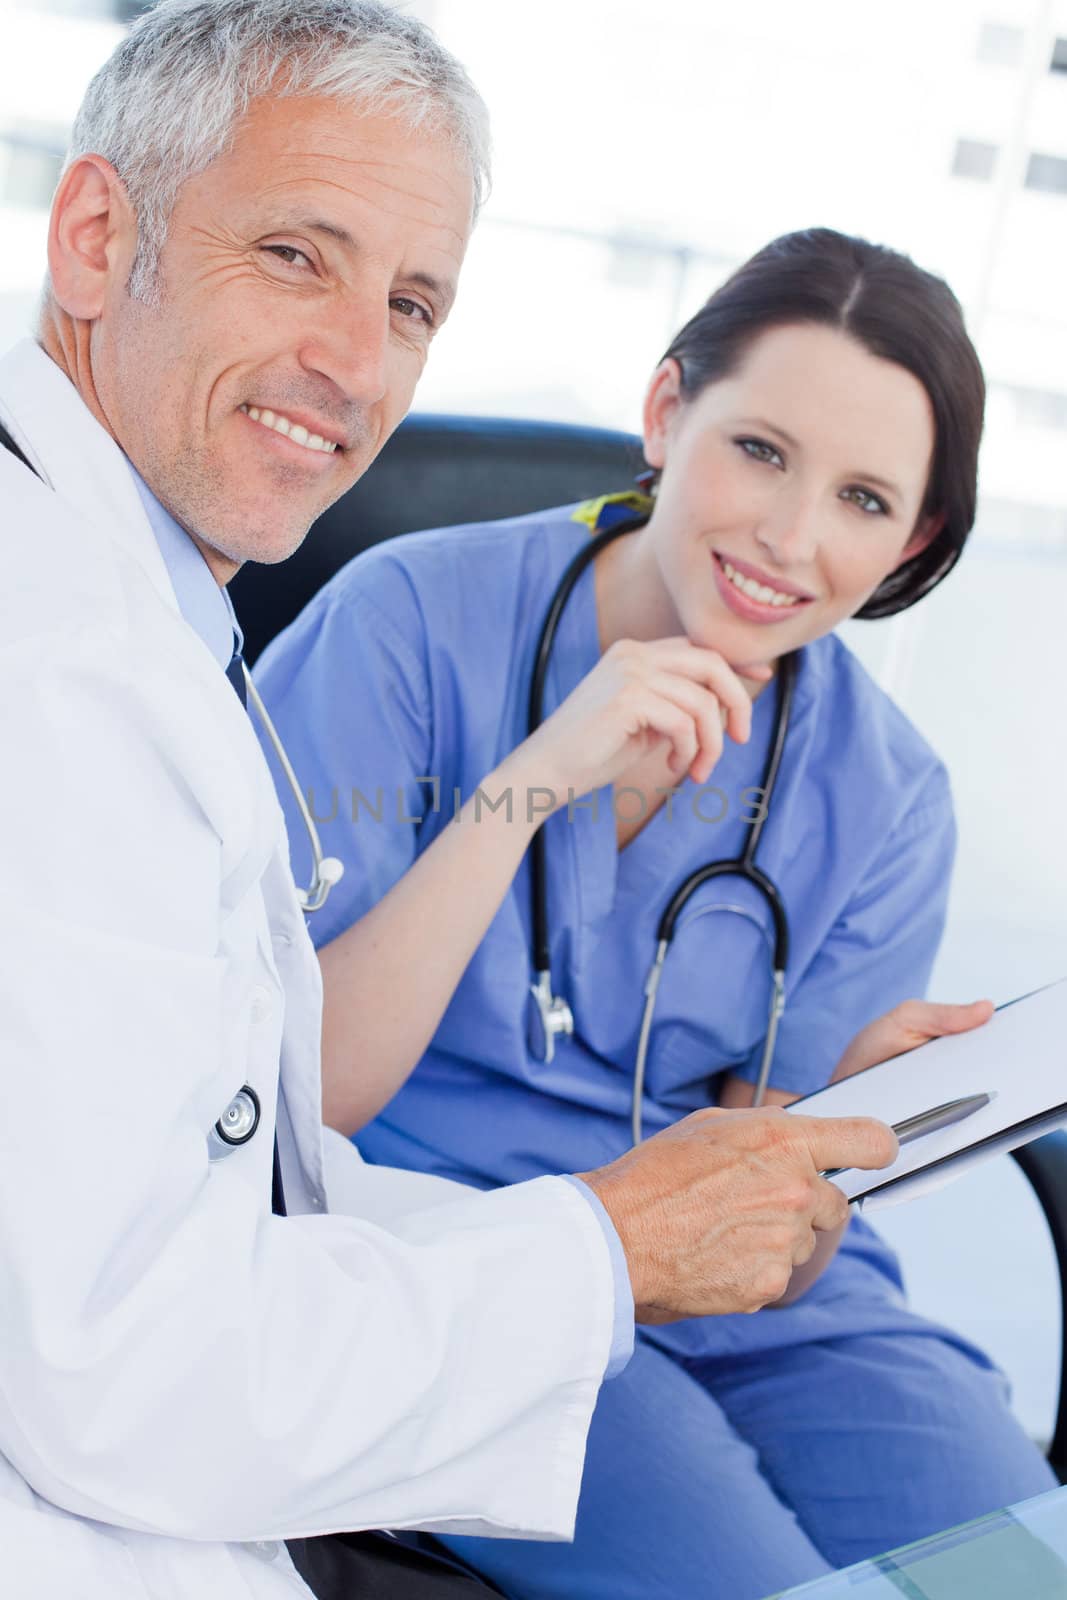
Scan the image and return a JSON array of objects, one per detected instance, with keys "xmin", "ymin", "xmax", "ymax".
[
  {"xmin": 251, "ymin": 1540, "xmax": 280, "ymax": 1561},
  {"xmin": 250, "ymin": 985, "xmax": 273, "ymax": 1024}
]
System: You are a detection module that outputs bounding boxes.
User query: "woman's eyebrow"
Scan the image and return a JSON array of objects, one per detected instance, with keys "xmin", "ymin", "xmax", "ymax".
[
  {"xmin": 739, "ymin": 416, "xmax": 801, "ymax": 450},
  {"xmin": 847, "ymin": 468, "xmax": 903, "ymax": 500},
  {"xmin": 740, "ymin": 416, "xmax": 904, "ymax": 500}
]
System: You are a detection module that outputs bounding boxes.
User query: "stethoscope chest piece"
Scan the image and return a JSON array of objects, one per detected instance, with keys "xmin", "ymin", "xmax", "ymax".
[
  {"xmin": 528, "ymin": 970, "xmax": 575, "ymax": 1064},
  {"xmin": 213, "ymin": 1084, "xmax": 261, "ymax": 1148}
]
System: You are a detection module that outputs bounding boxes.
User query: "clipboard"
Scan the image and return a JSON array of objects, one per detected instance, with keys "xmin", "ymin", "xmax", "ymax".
[{"xmin": 785, "ymin": 977, "xmax": 1067, "ymax": 1211}]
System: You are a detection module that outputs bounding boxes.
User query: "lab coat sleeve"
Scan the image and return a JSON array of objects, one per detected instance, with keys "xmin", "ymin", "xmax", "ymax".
[
  {"xmin": 734, "ymin": 765, "xmax": 958, "ymax": 1096},
  {"xmin": 0, "ymin": 577, "xmax": 615, "ymax": 1543}
]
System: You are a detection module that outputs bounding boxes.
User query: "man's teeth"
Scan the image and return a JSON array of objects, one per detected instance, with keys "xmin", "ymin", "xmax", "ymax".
[
  {"xmin": 721, "ymin": 558, "xmax": 801, "ymax": 608},
  {"xmin": 239, "ymin": 404, "xmax": 338, "ymax": 454}
]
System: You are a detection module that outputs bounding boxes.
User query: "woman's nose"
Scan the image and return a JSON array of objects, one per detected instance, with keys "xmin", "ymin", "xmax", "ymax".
[{"xmin": 754, "ymin": 493, "xmax": 820, "ymax": 568}]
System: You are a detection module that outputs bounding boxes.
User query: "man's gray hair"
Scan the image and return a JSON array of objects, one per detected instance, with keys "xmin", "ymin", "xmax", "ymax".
[{"xmin": 67, "ymin": 0, "xmax": 490, "ymax": 301}]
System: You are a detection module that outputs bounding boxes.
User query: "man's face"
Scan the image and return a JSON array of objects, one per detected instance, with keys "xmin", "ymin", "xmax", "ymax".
[{"xmin": 90, "ymin": 94, "xmax": 473, "ymax": 572}]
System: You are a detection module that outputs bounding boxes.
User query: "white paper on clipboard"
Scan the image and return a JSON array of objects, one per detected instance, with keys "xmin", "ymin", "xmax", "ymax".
[{"xmin": 785, "ymin": 977, "xmax": 1067, "ymax": 1212}]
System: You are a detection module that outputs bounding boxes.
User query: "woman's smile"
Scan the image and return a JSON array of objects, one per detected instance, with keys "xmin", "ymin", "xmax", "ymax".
[{"xmin": 710, "ymin": 549, "xmax": 816, "ymax": 624}]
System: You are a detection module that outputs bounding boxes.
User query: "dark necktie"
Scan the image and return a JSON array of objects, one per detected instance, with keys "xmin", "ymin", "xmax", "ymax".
[
  {"xmin": 225, "ymin": 641, "xmax": 287, "ymax": 1219},
  {"xmin": 226, "ymin": 646, "xmax": 248, "ymax": 707}
]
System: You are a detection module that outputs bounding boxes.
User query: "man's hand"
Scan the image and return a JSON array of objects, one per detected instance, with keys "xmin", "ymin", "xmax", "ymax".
[
  {"xmin": 830, "ymin": 998, "xmax": 994, "ymax": 1084},
  {"xmin": 578, "ymin": 1107, "xmax": 897, "ymax": 1323}
]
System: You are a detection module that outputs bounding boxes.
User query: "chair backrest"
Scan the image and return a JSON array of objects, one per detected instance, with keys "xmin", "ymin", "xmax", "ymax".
[{"xmin": 229, "ymin": 412, "xmax": 645, "ymax": 662}]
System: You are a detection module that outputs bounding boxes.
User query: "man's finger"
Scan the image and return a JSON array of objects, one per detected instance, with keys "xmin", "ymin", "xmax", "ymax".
[
  {"xmin": 790, "ymin": 1224, "xmax": 819, "ymax": 1267},
  {"xmin": 793, "ymin": 1113, "xmax": 899, "ymax": 1173},
  {"xmin": 810, "ymin": 1176, "xmax": 850, "ymax": 1234}
]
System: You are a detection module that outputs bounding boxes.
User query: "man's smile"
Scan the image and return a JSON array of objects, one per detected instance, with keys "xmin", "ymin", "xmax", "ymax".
[{"xmin": 238, "ymin": 401, "xmax": 343, "ymax": 455}]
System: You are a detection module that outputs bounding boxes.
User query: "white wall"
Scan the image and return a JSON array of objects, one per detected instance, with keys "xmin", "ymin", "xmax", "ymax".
[{"xmin": 842, "ymin": 541, "xmax": 1067, "ymax": 1443}]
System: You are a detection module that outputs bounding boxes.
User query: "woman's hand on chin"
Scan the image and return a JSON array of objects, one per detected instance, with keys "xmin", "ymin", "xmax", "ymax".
[{"xmin": 508, "ymin": 636, "xmax": 772, "ymax": 814}]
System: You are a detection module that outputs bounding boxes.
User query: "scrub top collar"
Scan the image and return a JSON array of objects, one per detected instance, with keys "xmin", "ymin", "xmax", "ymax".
[{"xmin": 125, "ymin": 461, "xmax": 242, "ymax": 669}]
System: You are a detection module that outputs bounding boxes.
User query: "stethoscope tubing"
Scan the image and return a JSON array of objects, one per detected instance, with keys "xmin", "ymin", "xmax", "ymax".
[
  {"xmin": 527, "ymin": 517, "xmax": 648, "ymax": 975},
  {"xmin": 526, "ymin": 513, "xmax": 797, "ymax": 1139},
  {"xmin": 243, "ymin": 664, "xmax": 344, "ymax": 913}
]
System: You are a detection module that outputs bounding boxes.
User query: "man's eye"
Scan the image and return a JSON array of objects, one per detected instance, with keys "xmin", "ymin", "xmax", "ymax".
[
  {"xmin": 842, "ymin": 486, "xmax": 889, "ymax": 516},
  {"xmin": 391, "ymin": 296, "xmax": 433, "ymax": 326},
  {"xmin": 737, "ymin": 437, "xmax": 784, "ymax": 468},
  {"xmin": 261, "ymin": 245, "xmax": 314, "ymax": 269}
]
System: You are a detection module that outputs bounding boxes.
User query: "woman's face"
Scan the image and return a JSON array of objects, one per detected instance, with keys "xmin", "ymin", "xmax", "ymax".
[{"xmin": 641, "ymin": 323, "xmax": 940, "ymax": 670}]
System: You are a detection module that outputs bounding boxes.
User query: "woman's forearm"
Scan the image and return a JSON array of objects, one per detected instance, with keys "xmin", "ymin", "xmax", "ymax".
[{"xmin": 318, "ymin": 755, "xmax": 543, "ymax": 1136}]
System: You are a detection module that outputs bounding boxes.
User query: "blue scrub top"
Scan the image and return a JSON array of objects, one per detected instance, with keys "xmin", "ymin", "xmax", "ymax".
[{"xmin": 255, "ymin": 505, "xmax": 958, "ymax": 1358}]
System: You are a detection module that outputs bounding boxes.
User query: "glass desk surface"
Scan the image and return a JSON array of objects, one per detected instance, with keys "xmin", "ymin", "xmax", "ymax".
[{"xmin": 769, "ymin": 1486, "xmax": 1067, "ymax": 1599}]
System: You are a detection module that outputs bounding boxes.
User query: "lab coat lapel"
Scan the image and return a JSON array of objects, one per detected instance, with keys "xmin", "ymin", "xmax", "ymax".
[{"xmin": 0, "ymin": 339, "xmax": 180, "ymax": 618}]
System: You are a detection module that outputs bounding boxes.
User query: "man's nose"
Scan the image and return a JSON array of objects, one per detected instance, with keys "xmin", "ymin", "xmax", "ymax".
[
  {"xmin": 300, "ymin": 294, "xmax": 391, "ymax": 410},
  {"xmin": 755, "ymin": 490, "xmax": 821, "ymax": 568}
]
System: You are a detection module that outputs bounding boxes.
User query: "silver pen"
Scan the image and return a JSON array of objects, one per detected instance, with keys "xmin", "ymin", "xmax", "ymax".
[{"xmin": 822, "ymin": 1091, "xmax": 995, "ymax": 1179}]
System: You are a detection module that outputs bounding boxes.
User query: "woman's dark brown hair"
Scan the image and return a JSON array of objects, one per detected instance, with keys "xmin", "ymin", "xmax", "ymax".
[{"xmin": 659, "ymin": 227, "xmax": 986, "ymax": 618}]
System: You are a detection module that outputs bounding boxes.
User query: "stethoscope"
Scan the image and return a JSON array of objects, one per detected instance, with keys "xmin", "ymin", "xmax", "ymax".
[
  {"xmin": 210, "ymin": 665, "xmax": 346, "ymax": 1159},
  {"xmin": 243, "ymin": 665, "xmax": 345, "ymax": 914},
  {"xmin": 526, "ymin": 511, "xmax": 798, "ymax": 1145}
]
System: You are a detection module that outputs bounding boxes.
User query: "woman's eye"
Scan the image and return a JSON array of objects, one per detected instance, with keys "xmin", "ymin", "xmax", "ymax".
[
  {"xmin": 842, "ymin": 486, "xmax": 889, "ymax": 516},
  {"xmin": 261, "ymin": 244, "xmax": 314, "ymax": 270},
  {"xmin": 391, "ymin": 296, "xmax": 433, "ymax": 326},
  {"xmin": 737, "ymin": 437, "xmax": 784, "ymax": 468}
]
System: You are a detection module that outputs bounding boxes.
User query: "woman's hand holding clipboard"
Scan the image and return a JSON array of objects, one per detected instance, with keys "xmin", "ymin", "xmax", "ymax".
[{"xmin": 789, "ymin": 979, "xmax": 1067, "ymax": 1210}]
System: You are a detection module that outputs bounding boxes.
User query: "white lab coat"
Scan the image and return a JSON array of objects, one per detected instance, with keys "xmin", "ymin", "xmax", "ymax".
[{"xmin": 0, "ymin": 339, "xmax": 616, "ymax": 1599}]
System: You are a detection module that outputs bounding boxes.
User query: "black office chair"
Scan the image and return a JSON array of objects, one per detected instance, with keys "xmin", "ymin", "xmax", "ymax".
[
  {"xmin": 230, "ymin": 413, "xmax": 1067, "ymax": 1479},
  {"xmin": 232, "ymin": 413, "xmax": 646, "ymax": 666}
]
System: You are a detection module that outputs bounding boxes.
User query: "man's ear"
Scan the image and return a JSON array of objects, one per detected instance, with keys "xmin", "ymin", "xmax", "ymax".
[
  {"xmin": 895, "ymin": 512, "xmax": 943, "ymax": 569},
  {"xmin": 641, "ymin": 359, "xmax": 685, "ymax": 471},
  {"xmin": 48, "ymin": 155, "xmax": 138, "ymax": 320}
]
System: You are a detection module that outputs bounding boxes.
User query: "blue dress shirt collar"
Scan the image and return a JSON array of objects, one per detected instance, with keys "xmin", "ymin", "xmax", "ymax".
[{"xmin": 126, "ymin": 462, "xmax": 242, "ymax": 668}]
